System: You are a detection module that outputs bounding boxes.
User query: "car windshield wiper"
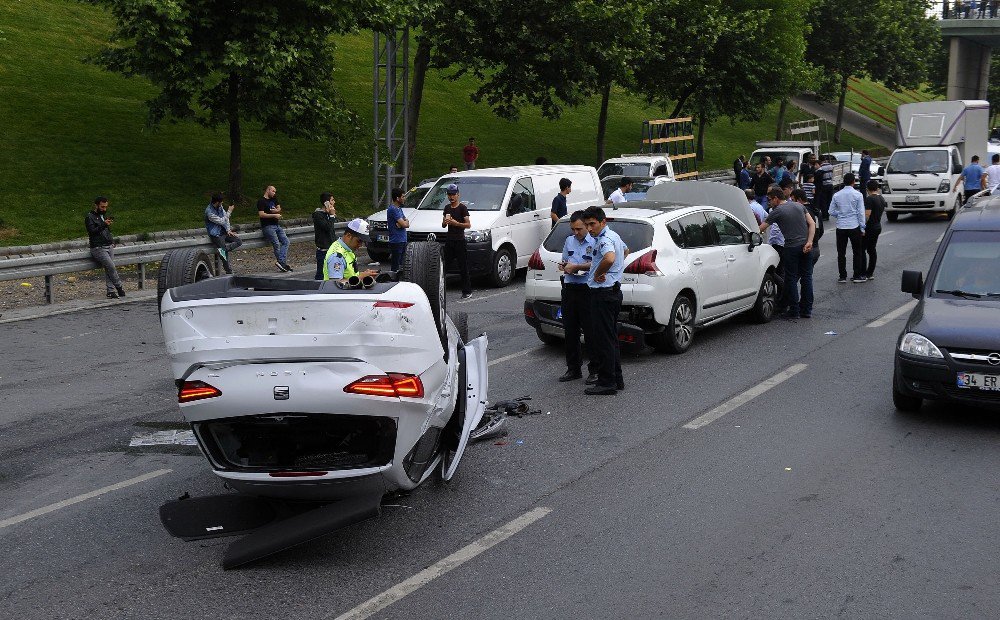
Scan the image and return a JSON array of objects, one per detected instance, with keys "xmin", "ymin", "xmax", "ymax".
[{"xmin": 935, "ymin": 289, "xmax": 984, "ymax": 298}]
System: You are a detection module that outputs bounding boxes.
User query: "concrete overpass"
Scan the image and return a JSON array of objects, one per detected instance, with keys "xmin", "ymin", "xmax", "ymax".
[{"xmin": 939, "ymin": 4, "xmax": 1000, "ymax": 99}]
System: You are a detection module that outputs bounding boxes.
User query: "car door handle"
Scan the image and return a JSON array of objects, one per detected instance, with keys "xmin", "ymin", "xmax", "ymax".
[
  {"xmin": 533, "ymin": 213, "xmax": 541, "ymax": 218},
  {"xmin": 727, "ymin": 255, "xmax": 737, "ymax": 262},
  {"xmin": 692, "ymin": 258, "xmax": 703, "ymax": 265}
]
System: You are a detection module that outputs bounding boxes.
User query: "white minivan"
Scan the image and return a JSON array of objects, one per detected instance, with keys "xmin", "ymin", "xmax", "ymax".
[{"xmin": 367, "ymin": 165, "xmax": 603, "ymax": 286}]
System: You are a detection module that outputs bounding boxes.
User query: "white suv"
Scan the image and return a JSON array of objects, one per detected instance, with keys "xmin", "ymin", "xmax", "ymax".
[{"xmin": 524, "ymin": 183, "xmax": 781, "ymax": 353}]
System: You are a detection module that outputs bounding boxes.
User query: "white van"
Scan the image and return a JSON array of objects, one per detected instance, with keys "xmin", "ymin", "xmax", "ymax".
[{"xmin": 367, "ymin": 165, "xmax": 603, "ymax": 286}]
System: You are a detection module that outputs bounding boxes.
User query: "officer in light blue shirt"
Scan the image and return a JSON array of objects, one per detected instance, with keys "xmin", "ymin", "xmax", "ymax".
[
  {"xmin": 582, "ymin": 206, "xmax": 626, "ymax": 395},
  {"xmin": 557, "ymin": 211, "xmax": 598, "ymax": 383}
]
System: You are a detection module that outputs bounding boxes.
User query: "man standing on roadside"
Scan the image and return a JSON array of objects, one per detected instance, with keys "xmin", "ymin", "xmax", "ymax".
[
  {"xmin": 751, "ymin": 163, "xmax": 773, "ymax": 211},
  {"xmin": 986, "ymin": 153, "xmax": 1000, "ymax": 191},
  {"xmin": 738, "ymin": 163, "xmax": 752, "ymax": 191},
  {"xmin": 829, "ymin": 172, "xmax": 867, "ymax": 283},
  {"xmin": 462, "ymin": 137, "xmax": 479, "ymax": 170},
  {"xmin": 817, "ymin": 156, "xmax": 836, "ymax": 220},
  {"xmin": 85, "ymin": 196, "xmax": 125, "ymax": 299},
  {"xmin": 312, "ymin": 193, "xmax": 337, "ymax": 279},
  {"xmin": 961, "ymin": 154, "xmax": 986, "ymax": 199},
  {"xmin": 733, "ymin": 155, "xmax": 746, "ymax": 183},
  {"xmin": 558, "ymin": 211, "xmax": 598, "ymax": 384},
  {"xmin": 257, "ymin": 185, "xmax": 291, "ymax": 272},
  {"xmin": 858, "ymin": 150, "xmax": 873, "ymax": 189},
  {"xmin": 863, "ymin": 180, "xmax": 886, "ymax": 280},
  {"xmin": 442, "ymin": 184, "xmax": 473, "ymax": 298},
  {"xmin": 387, "ymin": 187, "xmax": 410, "ymax": 271},
  {"xmin": 206, "ymin": 193, "xmax": 242, "ymax": 275},
  {"xmin": 759, "ymin": 187, "xmax": 816, "ymax": 319},
  {"xmin": 582, "ymin": 206, "xmax": 626, "ymax": 396},
  {"xmin": 551, "ymin": 178, "xmax": 572, "ymax": 225}
]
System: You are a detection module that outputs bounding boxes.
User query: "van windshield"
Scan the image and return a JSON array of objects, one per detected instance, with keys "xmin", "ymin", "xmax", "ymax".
[
  {"xmin": 931, "ymin": 230, "xmax": 1000, "ymax": 297},
  {"xmin": 543, "ymin": 220, "xmax": 654, "ymax": 253},
  {"xmin": 417, "ymin": 177, "xmax": 510, "ymax": 211},
  {"xmin": 887, "ymin": 150, "xmax": 949, "ymax": 174}
]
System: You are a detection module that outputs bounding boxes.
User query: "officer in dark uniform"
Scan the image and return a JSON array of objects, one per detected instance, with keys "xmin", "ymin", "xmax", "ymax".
[
  {"xmin": 582, "ymin": 206, "xmax": 626, "ymax": 395},
  {"xmin": 558, "ymin": 210, "xmax": 598, "ymax": 383}
]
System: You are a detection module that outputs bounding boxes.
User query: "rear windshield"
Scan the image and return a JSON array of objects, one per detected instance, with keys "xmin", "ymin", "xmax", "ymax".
[
  {"xmin": 931, "ymin": 230, "xmax": 1000, "ymax": 297},
  {"xmin": 418, "ymin": 176, "xmax": 509, "ymax": 211},
  {"xmin": 543, "ymin": 220, "xmax": 654, "ymax": 253}
]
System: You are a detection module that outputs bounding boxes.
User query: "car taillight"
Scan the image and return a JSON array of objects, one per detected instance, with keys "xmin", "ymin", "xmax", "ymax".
[
  {"xmin": 178, "ymin": 380, "xmax": 222, "ymax": 403},
  {"xmin": 528, "ymin": 249, "xmax": 545, "ymax": 270},
  {"xmin": 524, "ymin": 301, "xmax": 536, "ymax": 318},
  {"xmin": 624, "ymin": 249, "xmax": 660, "ymax": 275},
  {"xmin": 344, "ymin": 373, "xmax": 425, "ymax": 398},
  {"xmin": 373, "ymin": 301, "xmax": 414, "ymax": 308}
]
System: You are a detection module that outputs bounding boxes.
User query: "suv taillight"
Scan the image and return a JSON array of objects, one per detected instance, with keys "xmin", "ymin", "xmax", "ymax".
[
  {"xmin": 344, "ymin": 373, "xmax": 424, "ymax": 398},
  {"xmin": 178, "ymin": 380, "xmax": 222, "ymax": 403},
  {"xmin": 528, "ymin": 249, "xmax": 545, "ymax": 270},
  {"xmin": 624, "ymin": 250, "xmax": 660, "ymax": 275}
]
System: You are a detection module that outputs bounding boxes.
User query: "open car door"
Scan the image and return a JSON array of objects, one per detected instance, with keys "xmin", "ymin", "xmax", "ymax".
[{"xmin": 441, "ymin": 333, "xmax": 489, "ymax": 481}]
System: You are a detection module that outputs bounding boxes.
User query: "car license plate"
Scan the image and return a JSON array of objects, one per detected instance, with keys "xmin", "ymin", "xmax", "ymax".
[
  {"xmin": 376, "ymin": 234, "xmax": 389, "ymax": 242},
  {"xmin": 905, "ymin": 195, "xmax": 920, "ymax": 203},
  {"xmin": 957, "ymin": 372, "xmax": 1000, "ymax": 391},
  {"xmin": 555, "ymin": 306, "xmax": 562, "ymax": 320}
]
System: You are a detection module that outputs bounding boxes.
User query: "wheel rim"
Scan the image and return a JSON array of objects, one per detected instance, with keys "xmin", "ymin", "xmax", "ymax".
[
  {"xmin": 438, "ymin": 256, "xmax": 446, "ymax": 326},
  {"xmin": 497, "ymin": 251, "xmax": 512, "ymax": 284},
  {"xmin": 195, "ymin": 262, "xmax": 212, "ymax": 282},
  {"xmin": 673, "ymin": 299, "xmax": 693, "ymax": 347},
  {"xmin": 761, "ymin": 277, "xmax": 777, "ymax": 318}
]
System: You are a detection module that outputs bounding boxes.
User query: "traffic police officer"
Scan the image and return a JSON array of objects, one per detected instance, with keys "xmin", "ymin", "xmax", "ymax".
[
  {"xmin": 323, "ymin": 218, "xmax": 379, "ymax": 282},
  {"xmin": 558, "ymin": 210, "xmax": 599, "ymax": 383},
  {"xmin": 582, "ymin": 206, "xmax": 626, "ymax": 395}
]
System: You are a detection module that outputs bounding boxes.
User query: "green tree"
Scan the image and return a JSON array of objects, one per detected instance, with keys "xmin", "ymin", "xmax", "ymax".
[{"xmin": 88, "ymin": 0, "xmax": 389, "ymax": 202}]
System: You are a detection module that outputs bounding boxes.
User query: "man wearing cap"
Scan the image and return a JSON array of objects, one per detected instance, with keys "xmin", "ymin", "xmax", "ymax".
[
  {"xmin": 582, "ymin": 205, "xmax": 626, "ymax": 395},
  {"xmin": 323, "ymin": 218, "xmax": 378, "ymax": 283},
  {"xmin": 442, "ymin": 183, "xmax": 473, "ymax": 298}
]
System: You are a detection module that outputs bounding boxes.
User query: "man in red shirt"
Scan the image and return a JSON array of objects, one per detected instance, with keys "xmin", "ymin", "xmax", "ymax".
[{"xmin": 462, "ymin": 137, "xmax": 480, "ymax": 170}]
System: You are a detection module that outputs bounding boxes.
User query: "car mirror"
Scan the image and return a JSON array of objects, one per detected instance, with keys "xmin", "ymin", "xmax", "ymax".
[
  {"xmin": 877, "ymin": 165, "xmax": 885, "ymax": 176},
  {"xmin": 748, "ymin": 232, "xmax": 763, "ymax": 251},
  {"xmin": 953, "ymin": 164, "xmax": 963, "ymax": 175},
  {"xmin": 901, "ymin": 270, "xmax": 924, "ymax": 297}
]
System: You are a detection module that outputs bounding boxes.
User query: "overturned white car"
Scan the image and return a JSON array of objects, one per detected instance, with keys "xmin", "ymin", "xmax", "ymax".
[{"xmin": 156, "ymin": 243, "xmax": 487, "ymax": 568}]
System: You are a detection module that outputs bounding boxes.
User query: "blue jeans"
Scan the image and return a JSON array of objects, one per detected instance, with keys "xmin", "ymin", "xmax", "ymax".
[
  {"xmin": 781, "ymin": 244, "xmax": 813, "ymax": 316},
  {"xmin": 390, "ymin": 242, "xmax": 407, "ymax": 271},
  {"xmin": 262, "ymin": 224, "xmax": 289, "ymax": 263},
  {"xmin": 756, "ymin": 195, "xmax": 768, "ymax": 211}
]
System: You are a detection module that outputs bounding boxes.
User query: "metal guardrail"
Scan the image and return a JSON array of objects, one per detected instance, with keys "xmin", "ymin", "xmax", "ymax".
[{"xmin": 0, "ymin": 222, "xmax": 347, "ymax": 304}]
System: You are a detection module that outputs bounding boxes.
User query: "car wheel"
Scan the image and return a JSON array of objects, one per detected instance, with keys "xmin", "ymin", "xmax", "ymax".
[
  {"xmin": 655, "ymin": 294, "xmax": 695, "ymax": 354},
  {"xmin": 886, "ymin": 212, "xmax": 899, "ymax": 222},
  {"xmin": 157, "ymin": 248, "xmax": 215, "ymax": 307},
  {"xmin": 535, "ymin": 328, "xmax": 560, "ymax": 346},
  {"xmin": 751, "ymin": 272, "xmax": 779, "ymax": 324},
  {"xmin": 403, "ymin": 242, "xmax": 448, "ymax": 356},
  {"xmin": 892, "ymin": 371, "xmax": 922, "ymax": 412},
  {"xmin": 489, "ymin": 245, "xmax": 515, "ymax": 288}
]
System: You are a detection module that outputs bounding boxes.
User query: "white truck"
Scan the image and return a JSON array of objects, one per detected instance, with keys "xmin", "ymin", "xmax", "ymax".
[
  {"xmin": 881, "ymin": 100, "xmax": 989, "ymax": 221},
  {"xmin": 748, "ymin": 140, "xmax": 847, "ymax": 186},
  {"xmin": 597, "ymin": 154, "xmax": 676, "ymax": 181}
]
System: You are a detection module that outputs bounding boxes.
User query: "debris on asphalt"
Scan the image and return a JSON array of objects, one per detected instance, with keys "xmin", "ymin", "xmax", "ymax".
[
  {"xmin": 784, "ymin": 467, "xmax": 792, "ymax": 471},
  {"xmin": 824, "ymin": 331, "xmax": 838, "ymax": 335},
  {"xmin": 494, "ymin": 441, "xmax": 509, "ymax": 446},
  {"xmin": 515, "ymin": 440, "xmax": 525, "ymax": 445}
]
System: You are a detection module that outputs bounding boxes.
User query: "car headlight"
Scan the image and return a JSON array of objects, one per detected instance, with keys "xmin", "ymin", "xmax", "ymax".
[
  {"xmin": 899, "ymin": 332, "xmax": 943, "ymax": 358},
  {"xmin": 881, "ymin": 181, "xmax": 891, "ymax": 194},
  {"xmin": 466, "ymin": 229, "xmax": 491, "ymax": 243},
  {"xmin": 938, "ymin": 180, "xmax": 950, "ymax": 193}
]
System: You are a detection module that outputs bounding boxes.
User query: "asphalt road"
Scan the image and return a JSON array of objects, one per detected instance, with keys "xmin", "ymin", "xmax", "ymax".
[{"xmin": 2, "ymin": 213, "xmax": 998, "ymax": 619}]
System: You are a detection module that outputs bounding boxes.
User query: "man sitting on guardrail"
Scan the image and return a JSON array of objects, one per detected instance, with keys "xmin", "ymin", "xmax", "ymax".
[
  {"xmin": 85, "ymin": 196, "xmax": 125, "ymax": 299},
  {"xmin": 205, "ymin": 192, "xmax": 242, "ymax": 275}
]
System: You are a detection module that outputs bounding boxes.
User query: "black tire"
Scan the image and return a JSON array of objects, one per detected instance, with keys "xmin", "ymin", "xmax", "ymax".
[
  {"xmin": 452, "ymin": 311, "xmax": 469, "ymax": 344},
  {"xmin": 157, "ymin": 248, "xmax": 215, "ymax": 307},
  {"xmin": 892, "ymin": 371, "xmax": 922, "ymax": 412},
  {"xmin": 535, "ymin": 328, "xmax": 560, "ymax": 346},
  {"xmin": 652, "ymin": 294, "xmax": 695, "ymax": 354},
  {"xmin": 751, "ymin": 272, "xmax": 779, "ymax": 324},
  {"xmin": 403, "ymin": 242, "xmax": 447, "ymax": 355},
  {"xmin": 489, "ymin": 245, "xmax": 515, "ymax": 288},
  {"xmin": 886, "ymin": 212, "xmax": 899, "ymax": 222}
]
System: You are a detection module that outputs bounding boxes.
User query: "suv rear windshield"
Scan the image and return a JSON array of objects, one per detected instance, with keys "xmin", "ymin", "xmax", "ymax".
[
  {"xmin": 418, "ymin": 176, "xmax": 510, "ymax": 211},
  {"xmin": 543, "ymin": 220, "xmax": 654, "ymax": 253},
  {"xmin": 932, "ymin": 230, "xmax": 1000, "ymax": 297}
]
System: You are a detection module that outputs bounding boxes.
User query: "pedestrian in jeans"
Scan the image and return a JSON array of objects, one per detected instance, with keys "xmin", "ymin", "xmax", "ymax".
[
  {"xmin": 85, "ymin": 196, "xmax": 125, "ymax": 299},
  {"xmin": 205, "ymin": 193, "xmax": 242, "ymax": 275},
  {"xmin": 257, "ymin": 185, "xmax": 291, "ymax": 272},
  {"xmin": 313, "ymin": 193, "xmax": 337, "ymax": 279},
  {"xmin": 863, "ymin": 180, "xmax": 886, "ymax": 279},
  {"xmin": 751, "ymin": 163, "xmax": 773, "ymax": 211},
  {"xmin": 387, "ymin": 187, "xmax": 410, "ymax": 271},
  {"xmin": 442, "ymin": 183, "xmax": 472, "ymax": 298},
  {"xmin": 557, "ymin": 211, "xmax": 599, "ymax": 384},
  {"xmin": 759, "ymin": 187, "xmax": 816, "ymax": 319},
  {"xmin": 829, "ymin": 172, "xmax": 867, "ymax": 283}
]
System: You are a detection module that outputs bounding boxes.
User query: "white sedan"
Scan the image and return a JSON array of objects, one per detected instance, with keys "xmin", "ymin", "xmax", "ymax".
[{"xmin": 524, "ymin": 183, "xmax": 781, "ymax": 353}]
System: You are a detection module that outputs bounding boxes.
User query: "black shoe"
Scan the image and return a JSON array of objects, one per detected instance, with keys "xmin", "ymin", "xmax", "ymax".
[
  {"xmin": 584, "ymin": 385, "xmax": 617, "ymax": 395},
  {"xmin": 585, "ymin": 373, "xmax": 599, "ymax": 385},
  {"xmin": 115, "ymin": 286, "xmax": 126, "ymax": 297},
  {"xmin": 851, "ymin": 276, "xmax": 868, "ymax": 283},
  {"xmin": 106, "ymin": 291, "xmax": 119, "ymax": 299},
  {"xmin": 866, "ymin": 273, "xmax": 875, "ymax": 280},
  {"xmin": 616, "ymin": 382, "xmax": 625, "ymax": 390},
  {"xmin": 837, "ymin": 277, "xmax": 847, "ymax": 283},
  {"xmin": 281, "ymin": 261, "xmax": 294, "ymax": 272},
  {"xmin": 800, "ymin": 313, "xmax": 812, "ymax": 319},
  {"xmin": 276, "ymin": 261, "xmax": 289, "ymax": 272},
  {"xmin": 558, "ymin": 370, "xmax": 582, "ymax": 382},
  {"xmin": 780, "ymin": 311, "xmax": 800, "ymax": 320},
  {"xmin": 461, "ymin": 292, "xmax": 473, "ymax": 299}
]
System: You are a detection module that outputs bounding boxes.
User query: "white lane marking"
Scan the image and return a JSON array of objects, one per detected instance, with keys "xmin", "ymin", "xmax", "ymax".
[
  {"xmin": 935, "ymin": 233, "xmax": 944, "ymax": 243},
  {"xmin": 488, "ymin": 347, "xmax": 540, "ymax": 367},
  {"xmin": 683, "ymin": 364, "xmax": 808, "ymax": 430},
  {"xmin": 129, "ymin": 430, "xmax": 197, "ymax": 447},
  {"xmin": 866, "ymin": 299, "xmax": 918, "ymax": 328},
  {"xmin": 331, "ymin": 507, "xmax": 553, "ymax": 620},
  {"xmin": 0, "ymin": 469, "xmax": 172, "ymax": 529},
  {"xmin": 456, "ymin": 288, "xmax": 519, "ymax": 304}
]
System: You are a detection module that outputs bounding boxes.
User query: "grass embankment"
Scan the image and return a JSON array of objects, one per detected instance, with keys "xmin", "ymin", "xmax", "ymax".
[
  {"xmin": 3, "ymin": 0, "xmax": 879, "ymax": 246},
  {"xmin": 845, "ymin": 77, "xmax": 940, "ymax": 127}
]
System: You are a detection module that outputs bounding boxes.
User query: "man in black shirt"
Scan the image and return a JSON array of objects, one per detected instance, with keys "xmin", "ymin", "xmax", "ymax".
[
  {"xmin": 551, "ymin": 177, "xmax": 571, "ymax": 225},
  {"xmin": 84, "ymin": 196, "xmax": 125, "ymax": 299},
  {"xmin": 312, "ymin": 192, "xmax": 337, "ymax": 279},
  {"xmin": 863, "ymin": 180, "xmax": 886, "ymax": 279},
  {"xmin": 257, "ymin": 185, "xmax": 292, "ymax": 272},
  {"xmin": 442, "ymin": 183, "xmax": 472, "ymax": 298},
  {"xmin": 750, "ymin": 163, "xmax": 773, "ymax": 211}
]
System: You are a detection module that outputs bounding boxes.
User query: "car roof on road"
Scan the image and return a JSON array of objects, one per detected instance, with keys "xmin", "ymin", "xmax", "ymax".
[{"xmin": 953, "ymin": 197, "xmax": 1000, "ymax": 230}]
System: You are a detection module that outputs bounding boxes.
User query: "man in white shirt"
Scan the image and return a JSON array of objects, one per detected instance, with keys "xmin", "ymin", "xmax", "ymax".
[
  {"xmin": 606, "ymin": 177, "xmax": 633, "ymax": 205},
  {"xmin": 986, "ymin": 153, "xmax": 1000, "ymax": 191}
]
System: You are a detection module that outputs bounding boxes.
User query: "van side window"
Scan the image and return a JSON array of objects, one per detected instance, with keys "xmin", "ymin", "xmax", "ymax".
[{"xmin": 508, "ymin": 177, "xmax": 536, "ymax": 214}]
